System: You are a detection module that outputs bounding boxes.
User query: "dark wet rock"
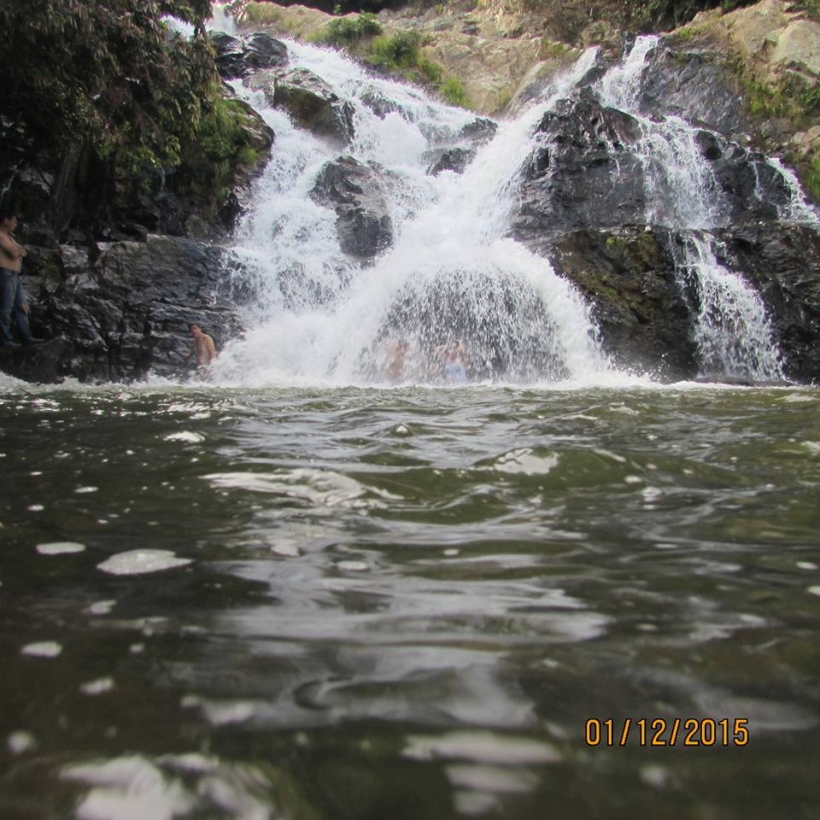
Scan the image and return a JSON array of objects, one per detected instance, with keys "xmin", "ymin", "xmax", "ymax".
[
  {"xmin": 637, "ymin": 43, "xmax": 749, "ymax": 137},
  {"xmin": 693, "ymin": 131, "xmax": 792, "ymax": 223},
  {"xmin": 310, "ymin": 156, "xmax": 393, "ymax": 258},
  {"xmin": 212, "ymin": 32, "xmax": 288, "ymax": 80},
  {"xmin": 0, "ymin": 339, "xmax": 73, "ymax": 385},
  {"xmin": 511, "ymin": 87, "xmax": 797, "ymax": 250},
  {"xmin": 511, "ymin": 92, "xmax": 647, "ymax": 242},
  {"xmin": 457, "ymin": 117, "xmax": 498, "ymax": 145},
  {"xmin": 249, "ymin": 67, "xmax": 355, "ymax": 146},
  {"xmin": 0, "ymin": 236, "xmax": 246, "ymax": 384},
  {"xmin": 547, "ymin": 222, "xmax": 820, "ymax": 384},
  {"xmin": 552, "ymin": 226, "xmax": 699, "ymax": 381},
  {"xmin": 425, "ymin": 147, "xmax": 476, "ymax": 176}
]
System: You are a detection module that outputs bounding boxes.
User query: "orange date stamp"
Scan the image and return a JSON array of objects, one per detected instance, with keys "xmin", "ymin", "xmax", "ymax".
[{"xmin": 584, "ymin": 718, "xmax": 749, "ymax": 747}]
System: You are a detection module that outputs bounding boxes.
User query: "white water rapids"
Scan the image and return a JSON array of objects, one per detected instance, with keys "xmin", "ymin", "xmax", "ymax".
[{"xmin": 208, "ymin": 29, "xmax": 813, "ymax": 387}]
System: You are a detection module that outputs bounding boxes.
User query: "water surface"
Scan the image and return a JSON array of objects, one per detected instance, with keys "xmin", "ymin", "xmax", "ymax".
[{"xmin": 1, "ymin": 382, "xmax": 819, "ymax": 818}]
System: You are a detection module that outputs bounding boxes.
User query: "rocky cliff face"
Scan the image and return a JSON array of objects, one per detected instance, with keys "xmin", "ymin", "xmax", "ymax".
[
  {"xmin": 0, "ymin": 33, "xmax": 281, "ymax": 384},
  {"xmin": 2, "ymin": 3, "xmax": 819, "ymax": 385}
]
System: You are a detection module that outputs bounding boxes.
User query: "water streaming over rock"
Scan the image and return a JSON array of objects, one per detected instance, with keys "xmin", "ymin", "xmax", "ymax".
[
  {"xmin": 214, "ymin": 31, "xmax": 818, "ymax": 387},
  {"xmin": 595, "ymin": 35, "xmax": 807, "ymax": 381},
  {"xmin": 215, "ymin": 43, "xmax": 610, "ymax": 387}
]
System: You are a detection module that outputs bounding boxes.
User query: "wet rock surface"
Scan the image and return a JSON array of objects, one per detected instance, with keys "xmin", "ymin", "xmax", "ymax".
[
  {"xmin": 310, "ymin": 156, "xmax": 394, "ymax": 258},
  {"xmin": 249, "ymin": 67, "xmax": 356, "ymax": 146},
  {"xmin": 2, "ymin": 237, "xmax": 246, "ymax": 384},
  {"xmin": 212, "ymin": 31, "xmax": 289, "ymax": 79}
]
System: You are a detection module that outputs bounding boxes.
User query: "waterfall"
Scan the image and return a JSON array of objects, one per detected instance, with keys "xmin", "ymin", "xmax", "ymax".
[
  {"xmin": 596, "ymin": 36, "xmax": 786, "ymax": 381},
  {"xmin": 215, "ymin": 42, "xmax": 611, "ymax": 386}
]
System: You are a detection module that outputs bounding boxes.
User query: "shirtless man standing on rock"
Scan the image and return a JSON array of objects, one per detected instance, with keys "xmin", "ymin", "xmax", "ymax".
[{"xmin": 0, "ymin": 209, "xmax": 41, "ymax": 348}]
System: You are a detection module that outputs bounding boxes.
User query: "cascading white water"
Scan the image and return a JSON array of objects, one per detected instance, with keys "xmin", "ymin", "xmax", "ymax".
[
  {"xmin": 678, "ymin": 237, "xmax": 784, "ymax": 379},
  {"xmin": 597, "ymin": 35, "xmax": 786, "ymax": 381},
  {"xmin": 213, "ymin": 41, "xmax": 611, "ymax": 387}
]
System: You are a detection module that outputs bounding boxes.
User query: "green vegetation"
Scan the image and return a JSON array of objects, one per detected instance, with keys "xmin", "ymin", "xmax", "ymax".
[
  {"xmin": 730, "ymin": 58, "xmax": 820, "ymax": 202},
  {"xmin": 311, "ymin": 14, "xmax": 472, "ymax": 108},
  {"xmin": 365, "ymin": 30, "xmax": 472, "ymax": 108},
  {"xmin": 627, "ymin": 0, "xmax": 755, "ymax": 29},
  {"xmin": 314, "ymin": 11, "xmax": 382, "ymax": 45},
  {"xmin": 439, "ymin": 77, "xmax": 470, "ymax": 108},
  {"xmin": 0, "ymin": 0, "xmax": 218, "ymax": 182},
  {"xmin": 368, "ymin": 30, "xmax": 424, "ymax": 69},
  {"xmin": 180, "ymin": 91, "xmax": 266, "ymax": 205}
]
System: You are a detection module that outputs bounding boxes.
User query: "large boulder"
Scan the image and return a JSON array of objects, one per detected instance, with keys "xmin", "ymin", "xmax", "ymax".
[
  {"xmin": 423, "ymin": 116, "xmax": 498, "ymax": 175},
  {"xmin": 249, "ymin": 67, "xmax": 355, "ymax": 146},
  {"xmin": 511, "ymin": 87, "xmax": 798, "ymax": 248},
  {"xmin": 310, "ymin": 156, "xmax": 393, "ymax": 258},
  {"xmin": 211, "ymin": 31, "xmax": 288, "ymax": 80},
  {"xmin": 511, "ymin": 91, "xmax": 647, "ymax": 244},
  {"xmin": 552, "ymin": 226, "xmax": 699, "ymax": 381},
  {"xmin": 0, "ymin": 236, "xmax": 246, "ymax": 383},
  {"xmin": 636, "ymin": 42, "xmax": 750, "ymax": 136}
]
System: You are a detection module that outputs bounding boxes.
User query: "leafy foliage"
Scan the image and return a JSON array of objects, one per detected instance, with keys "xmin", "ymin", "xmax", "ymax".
[
  {"xmin": 316, "ymin": 12, "xmax": 382, "ymax": 45},
  {"xmin": 368, "ymin": 30, "xmax": 423, "ymax": 69},
  {"xmin": 179, "ymin": 91, "xmax": 267, "ymax": 204},
  {"xmin": 439, "ymin": 77, "xmax": 469, "ymax": 108},
  {"xmin": 0, "ymin": 0, "xmax": 217, "ymax": 178}
]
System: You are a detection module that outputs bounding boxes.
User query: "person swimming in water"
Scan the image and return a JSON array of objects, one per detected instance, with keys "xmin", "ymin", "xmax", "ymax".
[
  {"xmin": 383, "ymin": 339, "xmax": 410, "ymax": 383},
  {"xmin": 436, "ymin": 340, "xmax": 469, "ymax": 384}
]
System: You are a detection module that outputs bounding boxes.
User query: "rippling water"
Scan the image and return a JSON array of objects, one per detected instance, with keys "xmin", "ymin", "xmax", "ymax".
[{"xmin": 1, "ymin": 382, "xmax": 819, "ymax": 819}]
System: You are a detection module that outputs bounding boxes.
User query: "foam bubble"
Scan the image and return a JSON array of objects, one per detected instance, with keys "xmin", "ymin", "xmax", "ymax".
[
  {"xmin": 97, "ymin": 550, "xmax": 192, "ymax": 576},
  {"xmin": 7, "ymin": 731, "xmax": 37, "ymax": 754},
  {"xmin": 80, "ymin": 677, "xmax": 115, "ymax": 696},
  {"xmin": 36, "ymin": 541, "xmax": 86, "ymax": 556},
  {"xmin": 87, "ymin": 600, "xmax": 117, "ymax": 615},
  {"xmin": 336, "ymin": 560, "xmax": 370, "ymax": 572},
  {"xmin": 21, "ymin": 641, "xmax": 63, "ymax": 658},
  {"xmin": 404, "ymin": 731, "xmax": 562, "ymax": 765},
  {"xmin": 164, "ymin": 431, "xmax": 205, "ymax": 443}
]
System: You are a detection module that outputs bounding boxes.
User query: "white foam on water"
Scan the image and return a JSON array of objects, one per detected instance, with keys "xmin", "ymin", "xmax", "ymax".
[
  {"xmin": 199, "ymin": 700, "xmax": 256, "ymax": 727},
  {"xmin": 87, "ymin": 600, "xmax": 117, "ymax": 615},
  {"xmin": 80, "ymin": 678, "xmax": 115, "ymax": 696},
  {"xmin": 403, "ymin": 731, "xmax": 562, "ymax": 765},
  {"xmin": 21, "ymin": 641, "xmax": 63, "ymax": 658},
  {"xmin": 36, "ymin": 541, "xmax": 86, "ymax": 555},
  {"xmin": 204, "ymin": 469, "xmax": 395, "ymax": 509},
  {"xmin": 164, "ymin": 431, "xmax": 205, "ymax": 443},
  {"xmin": 62, "ymin": 757, "xmax": 194, "ymax": 820},
  {"xmin": 491, "ymin": 449, "xmax": 559, "ymax": 475},
  {"xmin": 62, "ymin": 754, "xmax": 271, "ymax": 820},
  {"xmin": 97, "ymin": 550, "xmax": 192, "ymax": 576},
  {"xmin": 336, "ymin": 560, "xmax": 371, "ymax": 572},
  {"xmin": 7, "ymin": 731, "xmax": 37, "ymax": 754}
]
